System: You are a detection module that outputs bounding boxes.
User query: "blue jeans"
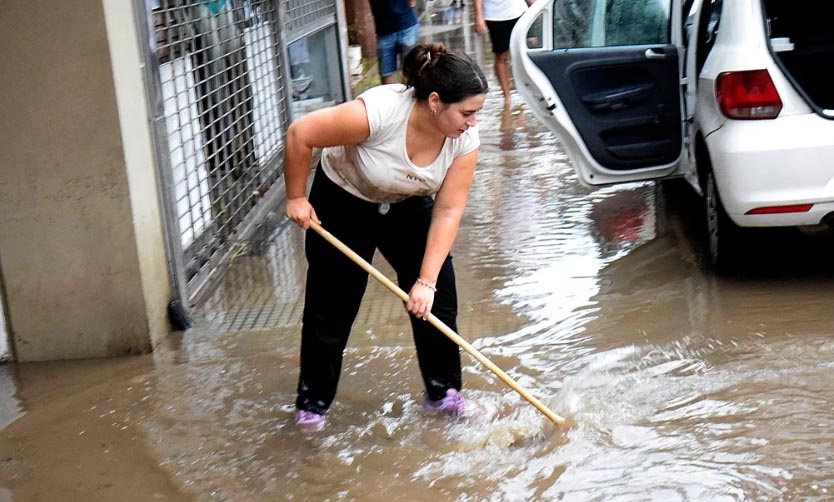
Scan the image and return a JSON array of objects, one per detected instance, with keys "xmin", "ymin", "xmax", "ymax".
[{"xmin": 376, "ymin": 23, "xmax": 419, "ymax": 78}]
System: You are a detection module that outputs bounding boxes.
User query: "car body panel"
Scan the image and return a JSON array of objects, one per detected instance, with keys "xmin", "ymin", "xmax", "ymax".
[{"xmin": 707, "ymin": 115, "xmax": 834, "ymax": 226}]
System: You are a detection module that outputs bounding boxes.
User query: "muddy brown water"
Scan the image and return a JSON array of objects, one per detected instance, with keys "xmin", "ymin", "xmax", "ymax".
[{"xmin": 4, "ymin": 10, "xmax": 834, "ymax": 502}]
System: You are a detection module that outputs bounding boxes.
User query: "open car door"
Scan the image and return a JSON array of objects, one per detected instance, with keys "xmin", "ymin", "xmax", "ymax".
[{"xmin": 510, "ymin": 0, "xmax": 685, "ymax": 186}]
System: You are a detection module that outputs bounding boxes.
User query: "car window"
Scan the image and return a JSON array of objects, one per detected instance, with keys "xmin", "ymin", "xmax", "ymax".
[
  {"xmin": 683, "ymin": 0, "xmax": 696, "ymax": 48},
  {"xmin": 526, "ymin": 12, "xmax": 545, "ymax": 49},
  {"xmin": 552, "ymin": 0, "xmax": 671, "ymax": 49},
  {"xmin": 681, "ymin": 0, "xmax": 697, "ymax": 76},
  {"xmin": 696, "ymin": 0, "xmax": 722, "ymax": 75}
]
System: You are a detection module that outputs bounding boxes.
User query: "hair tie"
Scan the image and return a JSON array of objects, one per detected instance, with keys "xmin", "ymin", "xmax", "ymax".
[{"xmin": 419, "ymin": 51, "xmax": 432, "ymax": 75}]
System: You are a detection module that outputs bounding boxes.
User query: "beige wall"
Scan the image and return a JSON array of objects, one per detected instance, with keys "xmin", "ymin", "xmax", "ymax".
[
  {"xmin": 0, "ymin": 1, "xmax": 171, "ymax": 361},
  {"xmin": 0, "ymin": 285, "xmax": 8, "ymax": 361}
]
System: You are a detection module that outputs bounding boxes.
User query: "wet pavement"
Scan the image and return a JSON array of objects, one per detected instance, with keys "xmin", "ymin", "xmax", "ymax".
[{"xmin": 4, "ymin": 4, "xmax": 834, "ymax": 502}]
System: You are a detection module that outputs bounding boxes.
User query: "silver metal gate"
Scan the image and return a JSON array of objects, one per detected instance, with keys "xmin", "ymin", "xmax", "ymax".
[{"xmin": 139, "ymin": 0, "xmax": 344, "ymax": 309}]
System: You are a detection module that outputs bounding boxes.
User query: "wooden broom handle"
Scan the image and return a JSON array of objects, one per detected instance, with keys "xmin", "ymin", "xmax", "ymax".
[{"xmin": 309, "ymin": 221, "xmax": 565, "ymax": 426}]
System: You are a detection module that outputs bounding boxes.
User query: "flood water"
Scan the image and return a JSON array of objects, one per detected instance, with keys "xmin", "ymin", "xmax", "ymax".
[{"xmin": 4, "ymin": 5, "xmax": 834, "ymax": 502}]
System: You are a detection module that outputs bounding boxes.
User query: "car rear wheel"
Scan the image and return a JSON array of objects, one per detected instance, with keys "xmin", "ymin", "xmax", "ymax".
[{"xmin": 705, "ymin": 171, "xmax": 740, "ymax": 272}]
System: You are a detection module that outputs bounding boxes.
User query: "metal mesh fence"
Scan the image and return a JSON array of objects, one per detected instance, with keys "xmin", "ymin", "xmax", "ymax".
[
  {"xmin": 282, "ymin": 0, "xmax": 337, "ymax": 39},
  {"xmin": 151, "ymin": 0, "xmax": 290, "ymax": 293}
]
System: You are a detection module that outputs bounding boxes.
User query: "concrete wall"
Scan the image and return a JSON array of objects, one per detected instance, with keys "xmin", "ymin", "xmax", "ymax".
[{"xmin": 0, "ymin": 1, "xmax": 171, "ymax": 361}]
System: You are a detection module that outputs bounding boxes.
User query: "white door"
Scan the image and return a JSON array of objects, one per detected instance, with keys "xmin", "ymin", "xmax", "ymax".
[{"xmin": 510, "ymin": 0, "xmax": 686, "ymax": 186}]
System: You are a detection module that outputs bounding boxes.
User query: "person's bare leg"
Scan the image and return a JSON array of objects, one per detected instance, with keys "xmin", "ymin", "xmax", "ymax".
[
  {"xmin": 381, "ymin": 74, "xmax": 396, "ymax": 85},
  {"xmin": 494, "ymin": 51, "xmax": 511, "ymax": 102}
]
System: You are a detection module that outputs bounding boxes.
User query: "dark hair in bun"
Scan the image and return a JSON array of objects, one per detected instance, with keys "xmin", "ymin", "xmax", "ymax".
[{"xmin": 402, "ymin": 42, "xmax": 488, "ymax": 104}]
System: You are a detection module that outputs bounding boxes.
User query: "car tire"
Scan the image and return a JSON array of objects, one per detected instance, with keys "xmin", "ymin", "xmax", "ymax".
[{"xmin": 705, "ymin": 171, "xmax": 740, "ymax": 273}]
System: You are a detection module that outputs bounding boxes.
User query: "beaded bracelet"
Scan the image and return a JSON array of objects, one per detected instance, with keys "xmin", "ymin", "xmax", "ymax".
[{"xmin": 415, "ymin": 277, "xmax": 437, "ymax": 292}]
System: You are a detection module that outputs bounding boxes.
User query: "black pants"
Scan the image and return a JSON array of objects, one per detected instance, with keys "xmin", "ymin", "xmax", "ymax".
[{"xmin": 296, "ymin": 169, "xmax": 462, "ymax": 414}]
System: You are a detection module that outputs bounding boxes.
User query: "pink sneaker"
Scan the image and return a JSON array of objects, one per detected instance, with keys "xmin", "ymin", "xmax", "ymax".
[
  {"xmin": 423, "ymin": 389, "xmax": 496, "ymax": 420},
  {"xmin": 294, "ymin": 410, "xmax": 325, "ymax": 432}
]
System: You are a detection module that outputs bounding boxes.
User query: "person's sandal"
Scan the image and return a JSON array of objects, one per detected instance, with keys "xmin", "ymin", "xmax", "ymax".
[
  {"xmin": 423, "ymin": 389, "xmax": 496, "ymax": 419},
  {"xmin": 294, "ymin": 409, "xmax": 325, "ymax": 432}
]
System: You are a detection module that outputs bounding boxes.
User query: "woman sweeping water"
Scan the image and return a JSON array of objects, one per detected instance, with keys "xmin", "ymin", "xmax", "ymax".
[{"xmin": 283, "ymin": 42, "xmax": 491, "ymax": 431}]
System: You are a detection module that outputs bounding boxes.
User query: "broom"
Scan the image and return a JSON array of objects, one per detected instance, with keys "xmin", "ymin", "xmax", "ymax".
[{"xmin": 309, "ymin": 221, "xmax": 566, "ymax": 426}]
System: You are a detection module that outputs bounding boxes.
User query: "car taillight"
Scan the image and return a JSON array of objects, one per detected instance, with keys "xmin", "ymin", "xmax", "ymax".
[
  {"xmin": 716, "ymin": 70, "xmax": 782, "ymax": 119},
  {"xmin": 746, "ymin": 204, "xmax": 813, "ymax": 215}
]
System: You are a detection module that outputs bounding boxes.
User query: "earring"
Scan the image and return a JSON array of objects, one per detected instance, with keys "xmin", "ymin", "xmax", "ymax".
[{"xmin": 431, "ymin": 108, "xmax": 437, "ymax": 116}]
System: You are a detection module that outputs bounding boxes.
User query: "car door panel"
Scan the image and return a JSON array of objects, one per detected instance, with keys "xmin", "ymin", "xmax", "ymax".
[
  {"xmin": 511, "ymin": 0, "xmax": 685, "ymax": 186},
  {"xmin": 530, "ymin": 47, "xmax": 682, "ymax": 170}
]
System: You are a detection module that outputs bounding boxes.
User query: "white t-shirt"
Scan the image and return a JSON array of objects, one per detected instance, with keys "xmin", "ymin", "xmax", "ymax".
[
  {"xmin": 320, "ymin": 84, "xmax": 480, "ymax": 204},
  {"xmin": 482, "ymin": 0, "xmax": 528, "ymax": 21}
]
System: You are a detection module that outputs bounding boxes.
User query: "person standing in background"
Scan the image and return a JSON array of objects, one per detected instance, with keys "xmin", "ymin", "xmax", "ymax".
[
  {"xmin": 473, "ymin": 0, "xmax": 528, "ymax": 102},
  {"xmin": 369, "ymin": 0, "xmax": 420, "ymax": 84}
]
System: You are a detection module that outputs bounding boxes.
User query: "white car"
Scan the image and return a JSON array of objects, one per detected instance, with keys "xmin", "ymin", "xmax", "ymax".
[{"xmin": 510, "ymin": 0, "xmax": 834, "ymax": 271}]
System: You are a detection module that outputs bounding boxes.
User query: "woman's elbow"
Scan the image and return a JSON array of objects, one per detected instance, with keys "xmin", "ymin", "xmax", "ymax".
[{"xmin": 285, "ymin": 120, "xmax": 312, "ymax": 154}]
